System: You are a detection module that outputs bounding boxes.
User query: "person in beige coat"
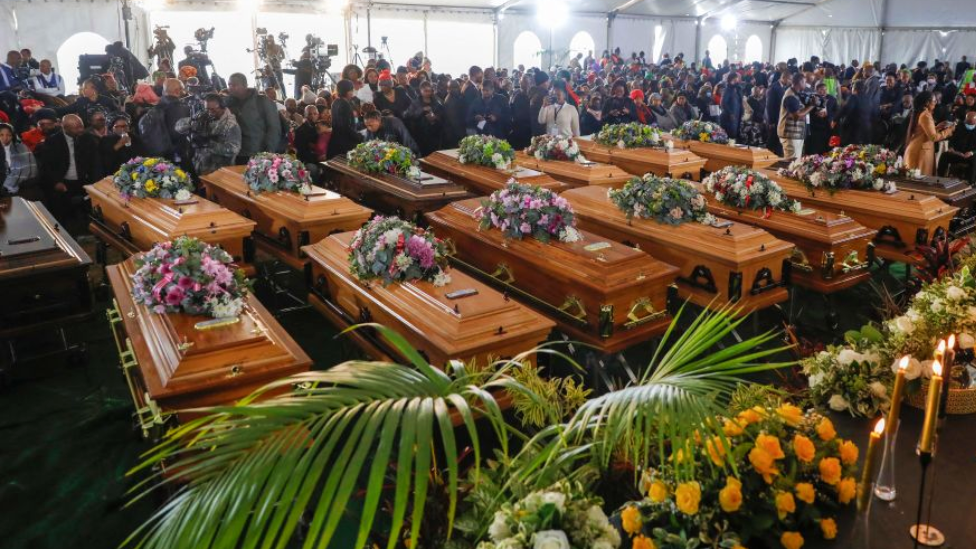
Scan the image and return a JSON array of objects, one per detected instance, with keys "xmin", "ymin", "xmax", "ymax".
[{"xmin": 904, "ymin": 90, "xmax": 955, "ymax": 175}]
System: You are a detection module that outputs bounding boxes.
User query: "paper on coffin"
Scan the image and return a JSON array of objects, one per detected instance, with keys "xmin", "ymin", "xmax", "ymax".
[
  {"xmin": 421, "ymin": 149, "xmax": 570, "ymax": 195},
  {"xmin": 575, "ymin": 135, "xmax": 707, "ymax": 181}
]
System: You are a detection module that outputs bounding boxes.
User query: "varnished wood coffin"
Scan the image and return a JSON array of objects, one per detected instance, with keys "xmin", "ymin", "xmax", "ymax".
[
  {"xmin": 670, "ymin": 138, "xmax": 780, "ymax": 172},
  {"xmin": 762, "ymin": 169, "xmax": 959, "ymax": 263},
  {"xmin": 1, "ymin": 198, "xmax": 93, "ymax": 336},
  {"xmin": 513, "ymin": 150, "xmax": 632, "ymax": 189},
  {"xmin": 575, "ymin": 136, "xmax": 707, "ymax": 181},
  {"xmin": 563, "ymin": 186, "xmax": 794, "ymax": 312},
  {"xmin": 86, "ymin": 178, "xmax": 256, "ymax": 266},
  {"xmin": 422, "ymin": 149, "xmax": 570, "ymax": 195},
  {"xmin": 425, "ymin": 199, "xmax": 679, "ymax": 353},
  {"xmin": 888, "ymin": 174, "xmax": 976, "ymax": 236},
  {"xmin": 303, "ymin": 231, "xmax": 554, "ymax": 367},
  {"xmin": 199, "ymin": 166, "xmax": 374, "ymax": 269},
  {"xmin": 106, "ymin": 257, "xmax": 312, "ymax": 435},
  {"xmin": 699, "ymin": 197, "xmax": 877, "ymax": 294},
  {"xmin": 322, "ymin": 156, "xmax": 473, "ymax": 225}
]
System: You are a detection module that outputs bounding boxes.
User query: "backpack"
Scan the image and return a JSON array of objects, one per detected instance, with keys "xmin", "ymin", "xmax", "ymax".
[{"xmin": 138, "ymin": 104, "xmax": 173, "ymax": 156}]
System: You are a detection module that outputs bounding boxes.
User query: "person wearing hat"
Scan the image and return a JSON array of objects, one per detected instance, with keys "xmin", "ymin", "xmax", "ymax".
[
  {"xmin": 98, "ymin": 113, "xmax": 141, "ymax": 178},
  {"xmin": 630, "ymin": 89, "xmax": 653, "ymax": 125},
  {"xmin": 374, "ymin": 69, "xmax": 411, "ymax": 120}
]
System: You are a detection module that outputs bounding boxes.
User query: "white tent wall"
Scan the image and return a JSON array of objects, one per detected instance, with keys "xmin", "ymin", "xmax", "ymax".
[
  {"xmin": 773, "ymin": 27, "xmax": 880, "ymax": 66},
  {"xmin": 496, "ymin": 12, "xmax": 607, "ymax": 70},
  {"xmin": 698, "ymin": 20, "xmax": 772, "ymax": 65},
  {"xmin": 881, "ymin": 30, "xmax": 976, "ymax": 66}
]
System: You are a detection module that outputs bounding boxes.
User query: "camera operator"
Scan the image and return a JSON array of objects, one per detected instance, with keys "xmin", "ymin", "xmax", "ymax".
[
  {"xmin": 805, "ymin": 82, "xmax": 837, "ymax": 155},
  {"xmin": 105, "ymin": 41, "xmax": 149, "ymax": 91},
  {"xmin": 1, "ymin": 50, "xmax": 27, "ymax": 93},
  {"xmin": 179, "ymin": 46, "xmax": 212, "ymax": 87},
  {"xmin": 184, "ymin": 94, "xmax": 241, "ymax": 176},
  {"xmin": 292, "ymin": 50, "xmax": 315, "ymax": 99},
  {"xmin": 777, "ymin": 73, "xmax": 816, "ymax": 159}
]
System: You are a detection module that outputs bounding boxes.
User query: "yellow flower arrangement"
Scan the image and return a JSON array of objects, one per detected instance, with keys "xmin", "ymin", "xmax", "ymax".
[
  {"xmin": 795, "ymin": 482, "xmax": 815, "ymax": 504},
  {"xmin": 838, "ymin": 440, "xmax": 859, "ymax": 465},
  {"xmin": 621, "ymin": 505, "xmax": 643, "ymax": 535},
  {"xmin": 719, "ymin": 477, "xmax": 743, "ymax": 512},
  {"xmin": 793, "ymin": 434, "xmax": 816, "ymax": 463},
  {"xmin": 818, "ymin": 457, "xmax": 841, "ymax": 485},
  {"xmin": 780, "ymin": 531, "xmax": 804, "ymax": 549},
  {"xmin": 749, "ymin": 446, "xmax": 780, "ymax": 484},
  {"xmin": 647, "ymin": 481, "xmax": 669, "ymax": 503},
  {"xmin": 775, "ymin": 491, "xmax": 796, "ymax": 520},
  {"xmin": 145, "ymin": 179, "xmax": 158, "ymax": 193},
  {"xmin": 143, "ymin": 158, "xmax": 158, "ymax": 167},
  {"xmin": 757, "ymin": 434, "xmax": 786, "ymax": 460},
  {"xmin": 836, "ymin": 477, "xmax": 856, "ymax": 504},
  {"xmin": 820, "ymin": 518, "xmax": 837, "ymax": 540},
  {"xmin": 816, "ymin": 418, "xmax": 836, "ymax": 441},
  {"xmin": 675, "ymin": 481, "xmax": 701, "ymax": 515},
  {"xmin": 699, "ymin": 132, "xmax": 710, "ymax": 142}
]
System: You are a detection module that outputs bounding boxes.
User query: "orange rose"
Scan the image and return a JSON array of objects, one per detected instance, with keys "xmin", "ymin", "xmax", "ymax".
[
  {"xmin": 706, "ymin": 436, "xmax": 727, "ymax": 467},
  {"xmin": 795, "ymin": 482, "xmax": 815, "ymax": 504},
  {"xmin": 776, "ymin": 403, "xmax": 804, "ymax": 426},
  {"xmin": 647, "ymin": 481, "xmax": 669, "ymax": 503},
  {"xmin": 781, "ymin": 531, "xmax": 804, "ymax": 549},
  {"xmin": 632, "ymin": 535, "xmax": 657, "ymax": 549},
  {"xmin": 675, "ymin": 481, "xmax": 701, "ymax": 515},
  {"xmin": 816, "ymin": 418, "xmax": 837, "ymax": 441},
  {"xmin": 724, "ymin": 418, "xmax": 745, "ymax": 437},
  {"xmin": 837, "ymin": 476, "xmax": 857, "ymax": 504},
  {"xmin": 820, "ymin": 518, "xmax": 838, "ymax": 540},
  {"xmin": 839, "ymin": 439, "xmax": 859, "ymax": 465},
  {"xmin": 793, "ymin": 434, "xmax": 816, "ymax": 463},
  {"xmin": 775, "ymin": 491, "xmax": 796, "ymax": 519},
  {"xmin": 749, "ymin": 446, "xmax": 779, "ymax": 483},
  {"xmin": 719, "ymin": 477, "xmax": 743, "ymax": 512},
  {"xmin": 738, "ymin": 407, "xmax": 764, "ymax": 425},
  {"xmin": 621, "ymin": 505, "xmax": 643, "ymax": 535},
  {"xmin": 757, "ymin": 434, "xmax": 786, "ymax": 460},
  {"xmin": 819, "ymin": 457, "xmax": 842, "ymax": 485}
]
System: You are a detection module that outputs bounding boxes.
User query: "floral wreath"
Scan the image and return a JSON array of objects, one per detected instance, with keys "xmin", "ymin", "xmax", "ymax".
[
  {"xmin": 704, "ymin": 166, "xmax": 801, "ymax": 215},
  {"xmin": 525, "ymin": 134, "xmax": 587, "ymax": 163},
  {"xmin": 458, "ymin": 135, "xmax": 515, "ymax": 170},
  {"xmin": 244, "ymin": 152, "xmax": 313, "ymax": 194},
  {"xmin": 347, "ymin": 216, "xmax": 452, "ymax": 287},
  {"xmin": 594, "ymin": 122, "xmax": 669, "ymax": 149},
  {"xmin": 609, "ymin": 174, "xmax": 715, "ymax": 225},
  {"xmin": 113, "ymin": 157, "xmax": 193, "ymax": 200},
  {"xmin": 673, "ymin": 120, "xmax": 730, "ymax": 144},
  {"xmin": 475, "ymin": 181, "xmax": 582, "ymax": 244},
  {"xmin": 347, "ymin": 140, "xmax": 422, "ymax": 179}
]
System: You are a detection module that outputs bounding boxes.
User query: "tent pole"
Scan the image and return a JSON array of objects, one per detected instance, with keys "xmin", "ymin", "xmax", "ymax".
[
  {"xmin": 367, "ymin": 4, "xmax": 372, "ymax": 50},
  {"xmin": 694, "ymin": 17, "xmax": 701, "ymax": 64},
  {"xmin": 606, "ymin": 13, "xmax": 614, "ymax": 53},
  {"xmin": 877, "ymin": 0, "xmax": 888, "ymax": 62},
  {"xmin": 769, "ymin": 21, "xmax": 779, "ymax": 64}
]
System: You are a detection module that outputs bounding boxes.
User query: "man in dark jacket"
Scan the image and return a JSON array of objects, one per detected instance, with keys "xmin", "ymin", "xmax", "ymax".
[
  {"xmin": 764, "ymin": 70, "xmax": 790, "ymax": 156},
  {"xmin": 527, "ymin": 71, "xmax": 551, "ymax": 137},
  {"xmin": 226, "ymin": 72, "xmax": 282, "ymax": 163},
  {"xmin": 467, "ymin": 80, "xmax": 511, "ymax": 139},
  {"xmin": 35, "ymin": 114, "xmax": 100, "ymax": 230},
  {"xmin": 938, "ymin": 110, "xmax": 976, "ymax": 183},
  {"xmin": 720, "ymin": 72, "xmax": 743, "ymax": 139},
  {"xmin": 805, "ymin": 82, "xmax": 838, "ymax": 155},
  {"xmin": 57, "ymin": 79, "xmax": 119, "ymax": 125},
  {"xmin": 364, "ymin": 111, "xmax": 420, "ymax": 156}
]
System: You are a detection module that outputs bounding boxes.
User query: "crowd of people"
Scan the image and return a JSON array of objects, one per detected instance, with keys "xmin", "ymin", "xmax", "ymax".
[{"xmin": 3, "ymin": 42, "xmax": 976, "ymax": 235}]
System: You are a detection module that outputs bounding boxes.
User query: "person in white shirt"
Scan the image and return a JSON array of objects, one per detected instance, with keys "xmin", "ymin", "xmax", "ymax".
[
  {"xmin": 31, "ymin": 60, "xmax": 65, "ymax": 97},
  {"xmin": 537, "ymin": 86, "xmax": 581, "ymax": 137}
]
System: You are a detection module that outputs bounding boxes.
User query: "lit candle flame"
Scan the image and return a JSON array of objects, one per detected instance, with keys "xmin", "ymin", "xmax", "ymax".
[
  {"xmin": 932, "ymin": 359, "xmax": 943, "ymax": 377},
  {"xmin": 899, "ymin": 355, "xmax": 910, "ymax": 370},
  {"xmin": 948, "ymin": 334, "xmax": 956, "ymax": 349},
  {"xmin": 937, "ymin": 340, "xmax": 946, "ymax": 354},
  {"xmin": 874, "ymin": 417, "xmax": 886, "ymax": 434}
]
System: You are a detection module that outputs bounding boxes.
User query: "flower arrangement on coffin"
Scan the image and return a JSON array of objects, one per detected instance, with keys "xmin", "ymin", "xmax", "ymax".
[
  {"xmin": 802, "ymin": 325, "xmax": 894, "ymax": 417},
  {"xmin": 608, "ymin": 175, "xmax": 715, "ymax": 226},
  {"xmin": 672, "ymin": 120, "xmax": 729, "ymax": 144},
  {"xmin": 779, "ymin": 144, "xmax": 900, "ymax": 194},
  {"xmin": 347, "ymin": 215, "xmax": 452, "ymax": 287},
  {"xmin": 613, "ymin": 404, "xmax": 858, "ymax": 549},
  {"xmin": 476, "ymin": 181, "xmax": 582, "ymax": 244},
  {"xmin": 458, "ymin": 135, "xmax": 516, "ymax": 169},
  {"xmin": 704, "ymin": 166, "xmax": 802, "ymax": 215},
  {"xmin": 594, "ymin": 122, "xmax": 669, "ymax": 149},
  {"xmin": 243, "ymin": 152, "xmax": 313, "ymax": 194},
  {"xmin": 478, "ymin": 482, "xmax": 621, "ymax": 549},
  {"xmin": 347, "ymin": 140, "xmax": 422, "ymax": 179},
  {"xmin": 526, "ymin": 134, "xmax": 587, "ymax": 163},
  {"xmin": 113, "ymin": 156, "xmax": 193, "ymax": 200},
  {"xmin": 130, "ymin": 236, "xmax": 250, "ymax": 318}
]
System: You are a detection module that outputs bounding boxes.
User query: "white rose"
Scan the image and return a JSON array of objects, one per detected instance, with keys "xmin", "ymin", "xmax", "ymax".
[
  {"xmin": 489, "ymin": 511, "xmax": 511, "ymax": 541},
  {"xmin": 175, "ymin": 188, "xmax": 191, "ymax": 201},
  {"xmin": 533, "ymin": 530, "xmax": 570, "ymax": 549},
  {"xmin": 836, "ymin": 349, "xmax": 861, "ymax": 366},
  {"xmin": 892, "ymin": 356, "xmax": 922, "ymax": 380},
  {"xmin": 907, "ymin": 308, "xmax": 922, "ymax": 322},
  {"xmin": 808, "ymin": 371, "xmax": 825, "ymax": 388},
  {"xmin": 893, "ymin": 315, "xmax": 915, "ymax": 335},
  {"xmin": 828, "ymin": 394, "xmax": 850, "ymax": 411},
  {"xmin": 540, "ymin": 492, "xmax": 567, "ymax": 512},
  {"xmin": 869, "ymin": 381, "xmax": 888, "ymax": 398},
  {"xmin": 586, "ymin": 505, "xmax": 610, "ymax": 528},
  {"xmin": 931, "ymin": 300, "xmax": 944, "ymax": 313},
  {"xmin": 946, "ymin": 286, "xmax": 967, "ymax": 301},
  {"xmin": 959, "ymin": 332, "xmax": 975, "ymax": 350}
]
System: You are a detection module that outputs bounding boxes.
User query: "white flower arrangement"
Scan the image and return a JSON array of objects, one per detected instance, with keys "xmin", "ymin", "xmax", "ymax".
[{"xmin": 801, "ymin": 325, "xmax": 894, "ymax": 417}]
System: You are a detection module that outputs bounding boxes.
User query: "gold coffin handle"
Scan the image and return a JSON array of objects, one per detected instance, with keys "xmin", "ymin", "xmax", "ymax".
[
  {"xmin": 118, "ymin": 338, "xmax": 167, "ymax": 438},
  {"xmin": 625, "ymin": 297, "xmax": 667, "ymax": 328},
  {"xmin": 443, "ymin": 237, "xmax": 458, "ymax": 257},
  {"xmin": 558, "ymin": 295, "xmax": 587, "ymax": 321},
  {"xmin": 490, "ymin": 262, "xmax": 515, "ymax": 284},
  {"xmin": 840, "ymin": 250, "xmax": 869, "ymax": 273},
  {"xmin": 789, "ymin": 248, "xmax": 813, "ymax": 273}
]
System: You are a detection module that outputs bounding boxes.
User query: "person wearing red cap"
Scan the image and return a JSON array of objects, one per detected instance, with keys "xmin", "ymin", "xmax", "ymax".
[
  {"xmin": 630, "ymin": 89, "xmax": 652, "ymax": 125},
  {"xmin": 373, "ymin": 69, "xmax": 411, "ymax": 120}
]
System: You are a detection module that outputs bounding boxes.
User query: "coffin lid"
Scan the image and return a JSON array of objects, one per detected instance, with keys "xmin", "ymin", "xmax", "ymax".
[
  {"xmin": 890, "ymin": 174, "xmax": 976, "ymax": 204},
  {"xmin": 305, "ymin": 231, "xmax": 554, "ymax": 355},
  {"xmin": 108, "ymin": 257, "xmax": 311, "ymax": 400},
  {"xmin": 0, "ymin": 197, "xmax": 91, "ymax": 278},
  {"xmin": 324, "ymin": 157, "xmax": 472, "ymax": 201},
  {"xmin": 563, "ymin": 185, "xmax": 795, "ymax": 265},
  {"xmin": 513, "ymin": 151, "xmax": 631, "ymax": 184},
  {"xmin": 89, "ymin": 178, "xmax": 255, "ymax": 237},
  {"xmin": 671, "ymin": 138, "xmax": 780, "ymax": 163},
  {"xmin": 576, "ymin": 135, "xmax": 702, "ymax": 163},
  {"xmin": 422, "ymin": 149, "xmax": 567, "ymax": 192},
  {"xmin": 201, "ymin": 166, "xmax": 373, "ymax": 224},
  {"xmin": 431, "ymin": 198, "xmax": 678, "ymax": 289}
]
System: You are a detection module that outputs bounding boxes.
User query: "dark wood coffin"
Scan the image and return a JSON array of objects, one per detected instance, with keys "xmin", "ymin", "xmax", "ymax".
[
  {"xmin": 303, "ymin": 231, "xmax": 554, "ymax": 367},
  {"xmin": 575, "ymin": 136, "xmax": 707, "ymax": 181},
  {"xmin": 425, "ymin": 199, "xmax": 679, "ymax": 353},
  {"xmin": 322, "ymin": 156, "xmax": 473, "ymax": 225},
  {"xmin": 670, "ymin": 138, "xmax": 780, "ymax": 172},
  {"xmin": 0, "ymin": 198, "xmax": 93, "ymax": 337},
  {"xmin": 86, "ymin": 178, "xmax": 256, "ymax": 268},
  {"xmin": 106, "ymin": 257, "xmax": 312, "ymax": 436},
  {"xmin": 887, "ymin": 173, "xmax": 976, "ymax": 236},
  {"xmin": 422, "ymin": 149, "xmax": 570, "ymax": 195},
  {"xmin": 762, "ymin": 169, "xmax": 959, "ymax": 264},
  {"xmin": 513, "ymin": 151, "xmax": 633, "ymax": 189},
  {"xmin": 199, "ymin": 166, "xmax": 374, "ymax": 269},
  {"xmin": 699, "ymin": 197, "xmax": 877, "ymax": 294},
  {"xmin": 563, "ymin": 186, "xmax": 794, "ymax": 312}
]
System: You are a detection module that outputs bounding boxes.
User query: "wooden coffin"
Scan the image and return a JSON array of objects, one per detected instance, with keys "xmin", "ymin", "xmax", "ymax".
[
  {"xmin": 303, "ymin": 231, "xmax": 554, "ymax": 367},
  {"xmin": 762, "ymin": 169, "xmax": 959, "ymax": 263},
  {"xmin": 575, "ymin": 136, "xmax": 707, "ymax": 181},
  {"xmin": 86, "ymin": 178, "xmax": 256, "ymax": 267},
  {"xmin": 199, "ymin": 166, "xmax": 374, "ymax": 269},
  {"xmin": 698, "ymin": 197, "xmax": 877, "ymax": 294},
  {"xmin": 887, "ymin": 174, "xmax": 976, "ymax": 236},
  {"xmin": 422, "ymin": 149, "xmax": 570, "ymax": 195},
  {"xmin": 1, "ymin": 198, "xmax": 93, "ymax": 337},
  {"xmin": 425, "ymin": 199, "xmax": 679, "ymax": 353},
  {"xmin": 512, "ymin": 150, "xmax": 632, "ymax": 189},
  {"xmin": 105, "ymin": 257, "xmax": 312, "ymax": 436},
  {"xmin": 670, "ymin": 138, "xmax": 780, "ymax": 172},
  {"xmin": 563, "ymin": 186, "xmax": 794, "ymax": 312},
  {"xmin": 322, "ymin": 156, "xmax": 473, "ymax": 225}
]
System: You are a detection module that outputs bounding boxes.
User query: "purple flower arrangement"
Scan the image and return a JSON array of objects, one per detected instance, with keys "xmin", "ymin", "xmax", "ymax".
[
  {"xmin": 780, "ymin": 144, "xmax": 901, "ymax": 193},
  {"xmin": 673, "ymin": 120, "xmax": 730, "ymax": 144},
  {"xmin": 130, "ymin": 236, "xmax": 250, "ymax": 318},
  {"xmin": 244, "ymin": 152, "xmax": 313, "ymax": 194},
  {"xmin": 347, "ymin": 216, "xmax": 452, "ymax": 287},
  {"xmin": 475, "ymin": 181, "xmax": 582, "ymax": 243}
]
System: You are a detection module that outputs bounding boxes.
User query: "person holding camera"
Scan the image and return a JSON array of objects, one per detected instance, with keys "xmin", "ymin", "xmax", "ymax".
[
  {"xmin": 805, "ymin": 82, "xmax": 837, "ymax": 155},
  {"xmin": 538, "ymin": 84, "xmax": 580, "ymax": 137},
  {"xmin": 777, "ymin": 73, "xmax": 816, "ymax": 160},
  {"xmin": 185, "ymin": 94, "xmax": 241, "ymax": 176},
  {"xmin": 97, "ymin": 114, "xmax": 141, "ymax": 178}
]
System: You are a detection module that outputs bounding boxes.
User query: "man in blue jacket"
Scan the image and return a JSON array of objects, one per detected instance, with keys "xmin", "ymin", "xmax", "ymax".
[
  {"xmin": 720, "ymin": 71, "xmax": 743, "ymax": 140},
  {"xmin": 466, "ymin": 80, "xmax": 510, "ymax": 139}
]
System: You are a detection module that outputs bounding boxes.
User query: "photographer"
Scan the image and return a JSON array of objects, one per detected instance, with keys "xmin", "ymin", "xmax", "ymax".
[
  {"xmin": 805, "ymin": 82, "xmax": 837, "ymax": 155},
  {"xmin": 57, "ymin": 79, "xmax": 120, "ymax": 125},
  {"xmin": 777, "ymin": 73, "xmax": 815, "ymax": 159},
  {"xmin": 187, "ymin": 94, "xmax": 241, "ymax": 176},
  {"xmin": 98, "ymin": 114, "xmax": 141, "ymax": 178}
]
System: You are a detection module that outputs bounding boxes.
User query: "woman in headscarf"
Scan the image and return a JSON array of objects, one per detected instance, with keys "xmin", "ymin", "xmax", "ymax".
[{"xmin": 372, "ymin": 69, "xmax": 411, "ymax": 120}]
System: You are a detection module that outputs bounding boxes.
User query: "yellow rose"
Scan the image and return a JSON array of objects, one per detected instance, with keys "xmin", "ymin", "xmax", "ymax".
[
  {"xmin": 648, "ymin": 481, "xmax": 669, "ymax": 503},
  {"xmin": 780, "ymin": 531, "xmax": 804, "ymax": 549},
  {"xmin": 738, "ymin": 407, "xmax": 764, "ymax": 425},
  {"xmin": 816, "ymin": 418, "xmax": 836, "ymax": 441},
  {"xmin": 175, "ymin": 168, "xmax": 187, "ymax": 180},
  {"xmin": 632, "ymin": 535, "xmax": 657, "ymax": 549},
  {"xmin": 143, "ymin": 158, "xmax": 157, "ymax": 167},
  {"xmin": 776, "ymin": 404, "xmax": 804, "ymax": 426},
  {"xmin": 621, "ymin": 505, "xmax": 643, "ymax": 535},
  {"xmin": 795, "ymin": 482, "xmax": 815, "ymax": 504},
  {"xmin": 131, "ymin": 172, "xmax": 138, "ymax": 180},
  {"xmin": 719, "ymin": 477, "xmax": 743, "ymax": 512},
  {"xmin": 700, "ymin": 132, "xmax": 710, "ymax": 142},
  {"xmin": 837, "ymin": 476, "xmax": 857, "ymax": 504},
  {"xmin": 819, "ymin": 457, "xmax": 841, "ymax": 485},
  {"xmin": 793, "ymin": 434, "xmax": 816, "ymax": 463},
  {"xmin": 706, "ymin": 436, "xmax": 727, "ymax": 467},
  {"xmin": 724, "ymin": 418, "xmax": 745, "ymax": 437},
  {"xmin": 749, "ymin": 446, "xmax": 779, "ymax": 484},
  {"xmin": 145, "ymin": 179, "xmax": 157, "ymax": 193},
  {"xmin": 757, "ymin": 434, "xmax": 786, "ymax": 460},
  {"xmin": 775, "ymin": 491, "xmax": 796, "ymax": 520},
  {"xmin": 838, "ymin": 439, "xmax": 859, "ymax": 465},
  {"xmin": 675, "ymin": 481, "xmax": 701, "ymax": 515},
  {"xmin": 820, "ymin": 518, "xmax": 838, "ymax": 540}
]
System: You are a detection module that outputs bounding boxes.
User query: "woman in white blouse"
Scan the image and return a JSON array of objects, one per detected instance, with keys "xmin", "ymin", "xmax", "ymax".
[
  {"xmin": 537, "ymin": 86, "xmax": 581, "ymax": 137},
  {"xmin": 0, "ymin": 123, "xmax": 39, "ymax": 197}
]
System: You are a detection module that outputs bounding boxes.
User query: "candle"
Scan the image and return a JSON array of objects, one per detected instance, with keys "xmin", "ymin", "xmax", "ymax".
[
  {"xmin": 918, "ymin": 360, "xmax": 944, "ymax": 454},
  {"xmin": 939, "ymin": 335, "xmax": 955, "ymax": 420},
  {"xmin": 934, "ymin": 339, "xmax": 946, "ymax": 364},
  {"xmin": 886, "ymin": 355, "xmax": 909, "ymax": 432},
  {"xmin": 858, "ymin": 417, "xmax": 886, "ymax": 512}
]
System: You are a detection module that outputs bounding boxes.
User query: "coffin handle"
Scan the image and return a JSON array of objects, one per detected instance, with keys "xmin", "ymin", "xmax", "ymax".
[
  {"xmin": 490, "ymin": 263, "xmax": 515, "ymax": 284},
  {"xmin": 839, "ymin": 250, "xmax": 871, "ymax": 274},
  {"xmin": 558, "ymin": 295, "xmax": 587, "ymax": 321},
  {"xmin": 443, "ymin": 237, "xmax": 458, "ymax": 257},
  {"xmin": 625, "ymin": 297, "xmax": 667, "ymax": 328},
  {"xmin": 119, "ymin": 338, "xmax": 167, "ymax": 439}
]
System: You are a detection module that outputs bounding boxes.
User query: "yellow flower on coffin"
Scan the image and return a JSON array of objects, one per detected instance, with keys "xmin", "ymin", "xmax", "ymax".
[
  {"xmin": 632, "ymin": 534, "xmax": 657, "ymax": 549},
  {"xmin": 837, "ymin": 476, "xmax": 857, "ymax": 504},
  {"xmin": 719, "ymin": 477, "xmax": 743, "ymax": 512},
  {"xmin": 621, "ymin": 505, "xmax": 643, "ymax": 535},
  {"xmin": 724, "ymin": 418, "xmax": 745, "ymax": 437},
  {"xmin": 143, "ymin": 158, "xmax": 158, "ymax": 167},
  {"xmin": 699, "ymin": 132, "xmax": 710, "ymax": 142},
  {"xmin": 647, "ymin": 481, "xmax": 669, "ymax": 503},
  {"xmin": 795, "ymin": 482, "xmax": 816, "ymax": 504},
  {"xmin": 175, "ymin": 168, "xmax": 187, "ymax": 180},
  {"xmin": 780, "ymin": 531, "xmax": 804, "ymax": 549},
  {"xmin": 839, "ymin": 439, "xmax": 859, "ymax": 465},
  {"xmin": 819, "ymin": 457, "xmax": 842, "ymax": 485},
  {"xmin": 816, "ymin": 417, "xmax": 837, "ymax": 441},
  {"xmin": 757, "ymin": 434, "xmax": 786, "ymax": 460},
  {"xmin": 776, "ymin": 404, "xmax": 804, "ymax": 426},
  {"xmin": 706, "ymin": 436, "xmax": 727, "ymax": 467},
  {"xmin": 820, "ymin": 517, "xmax": 838, "ymax": 540},
  {"xmin": 749, "ymin": 447, "xmax": 779, "ymax": 484},
  {"xmin": 145, "ymin": 179, "xmax": 158, "ymax": 193},
  {"xmin": 131, "ymin": 172, "xmax": 139, "ymax": 180},
  {"xmin": 775, "ymin": 491, "xmax": 796, "ymax": 519},
  {"xmin": 674, "ymin": 481, "xmax": 701, "ymax": 515},
  {"xmin": 793, "ymin": 434, "xmax": 816, "ymax": 463},
  {"xmin": 875, "ymin": 164, "xmax": 887, "ymax": 175}
]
